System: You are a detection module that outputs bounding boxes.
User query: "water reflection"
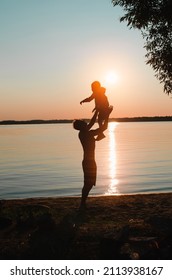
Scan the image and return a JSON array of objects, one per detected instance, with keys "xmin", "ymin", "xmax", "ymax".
[{"xmin": 106, "ymin": 122, "xmax": 119, "ymax": 195}]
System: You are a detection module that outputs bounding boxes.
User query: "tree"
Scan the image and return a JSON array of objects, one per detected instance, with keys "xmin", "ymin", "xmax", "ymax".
[{"xmin": 112, "ymin": 0, "xmax": 172, "ymax": 95}]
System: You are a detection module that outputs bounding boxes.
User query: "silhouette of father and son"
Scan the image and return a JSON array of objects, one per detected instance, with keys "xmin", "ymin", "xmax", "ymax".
[{"xmin": 73, "ymin": 81, "xmax": 113, "ymax": 211}]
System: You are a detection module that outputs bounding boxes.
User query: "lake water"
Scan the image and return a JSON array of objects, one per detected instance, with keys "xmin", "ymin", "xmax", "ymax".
[{"xmin": 0, "ymin": 122, "xmax": 172, "ymax": 199}]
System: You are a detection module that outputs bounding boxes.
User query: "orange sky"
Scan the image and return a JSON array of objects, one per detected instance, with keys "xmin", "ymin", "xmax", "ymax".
[{"xmin": 1, "ymin": 0, "xmax": 171, "ymax": 121}]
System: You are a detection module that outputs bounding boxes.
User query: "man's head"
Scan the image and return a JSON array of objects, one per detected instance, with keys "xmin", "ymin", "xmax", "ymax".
[{"xmin": 73, "ymin": 120, "xmax": 87, "ymax": 131}]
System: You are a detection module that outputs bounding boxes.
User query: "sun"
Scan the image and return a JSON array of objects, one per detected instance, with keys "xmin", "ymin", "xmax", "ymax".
[{"xmin": 105, "ymin": 71, "xmax": 119, "ymax": 85}]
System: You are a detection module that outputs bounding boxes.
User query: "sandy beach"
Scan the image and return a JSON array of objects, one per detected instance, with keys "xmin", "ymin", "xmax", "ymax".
[{"xmin": 0, "ymin": 193, "xmax": 172, "ymax": 260}]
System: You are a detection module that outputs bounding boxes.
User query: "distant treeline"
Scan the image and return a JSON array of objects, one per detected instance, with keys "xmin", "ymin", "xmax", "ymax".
[
  {"xmin": 1, "ymin": 116, "xmax": 172, "ymax": 125},
  {"xmin": 113, "ymin": 116, "xmax": 172, "ymax": 122},
  {"xmin": 0, "ymin": 119, "xmax": 72, "ymax": 125}
]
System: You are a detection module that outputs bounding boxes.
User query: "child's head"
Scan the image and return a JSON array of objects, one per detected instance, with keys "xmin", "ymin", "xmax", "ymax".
[
  {"xmin": 91, "ymin": 81, "xmax": 101, "ymax": 92},
  {"xmin": 73, "ymin": 120, "xmax": 87, "ymax": 131}
]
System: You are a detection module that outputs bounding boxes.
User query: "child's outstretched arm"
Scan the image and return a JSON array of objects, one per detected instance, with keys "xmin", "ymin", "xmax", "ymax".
[{"xmin": 80, "ymin": 93, "xmax": 94, "ymax": 105}]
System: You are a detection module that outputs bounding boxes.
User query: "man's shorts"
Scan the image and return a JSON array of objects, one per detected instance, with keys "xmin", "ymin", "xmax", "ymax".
[{"xmin": 82, "ymin": 159, "xmax": 97, "ymax": 186}]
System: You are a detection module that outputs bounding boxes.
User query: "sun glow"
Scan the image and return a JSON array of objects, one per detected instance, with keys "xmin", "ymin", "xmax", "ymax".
[{"xmin": 105, "ymin": 71, "xmax": 119, "ymax": 85}]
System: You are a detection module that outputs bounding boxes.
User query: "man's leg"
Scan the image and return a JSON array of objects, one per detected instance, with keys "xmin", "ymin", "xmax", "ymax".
[{"xmin": 80, "ymin": 183, "xmax": 93, "ymax": 210}]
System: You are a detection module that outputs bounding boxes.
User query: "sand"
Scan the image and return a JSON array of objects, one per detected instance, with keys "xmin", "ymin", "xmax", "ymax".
[{"xmin": 0, "ymin": 193, "xmax": 172, "ymax": 260}]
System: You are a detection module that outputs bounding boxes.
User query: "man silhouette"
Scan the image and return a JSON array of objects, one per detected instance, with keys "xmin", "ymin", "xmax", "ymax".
[{"xmin": 73, "ymin": 109, "xmax": 112, "ymax": 210}]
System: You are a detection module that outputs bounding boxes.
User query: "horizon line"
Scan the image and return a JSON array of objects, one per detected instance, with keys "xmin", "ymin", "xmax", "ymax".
[{"xmin": 1, "ymin": 116, "xmax": 172, "ymax": 125}]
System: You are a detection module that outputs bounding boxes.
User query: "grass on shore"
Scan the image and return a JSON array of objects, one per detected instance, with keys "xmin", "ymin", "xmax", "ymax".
[{"xmin": 0, "ymin": 193, "xmax": 172, "ymax": 260}]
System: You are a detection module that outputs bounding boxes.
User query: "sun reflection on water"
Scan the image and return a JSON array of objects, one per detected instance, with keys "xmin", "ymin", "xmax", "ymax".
[{"xmin": 105, "ymin": 122, "xmax": 119, "ymax": 195}]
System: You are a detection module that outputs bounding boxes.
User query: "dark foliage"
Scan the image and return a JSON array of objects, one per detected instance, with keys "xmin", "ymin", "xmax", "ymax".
[{"xmin": 112, "ymin": 0, "xmax": 172, "ymax": 94}]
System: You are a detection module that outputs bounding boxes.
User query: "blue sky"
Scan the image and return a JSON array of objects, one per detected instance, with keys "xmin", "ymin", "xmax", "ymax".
[{"xmin": 0, "ymin": 0, "xmax": 171, "ymax": 120}]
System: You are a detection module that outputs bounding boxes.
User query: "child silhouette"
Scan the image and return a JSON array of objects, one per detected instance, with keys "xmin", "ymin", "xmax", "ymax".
[{"xmin": 80, "ymin": 81, "xmax": 113, "ymax": 140}]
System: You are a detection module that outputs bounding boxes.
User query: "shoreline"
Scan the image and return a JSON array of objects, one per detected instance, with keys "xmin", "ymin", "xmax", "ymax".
[
  {"xmin": 2, "ymin": 191, "xmax": 172, "ymax": 201},
  {"xmin": 1, "ymin": 192, "xmax": 172, "ymax": 260}
]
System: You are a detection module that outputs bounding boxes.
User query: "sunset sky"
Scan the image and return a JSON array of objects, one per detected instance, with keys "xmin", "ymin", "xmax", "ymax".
[{"xmin": 1, "ymin": 0, "xmax": 171, "ymax": 121}]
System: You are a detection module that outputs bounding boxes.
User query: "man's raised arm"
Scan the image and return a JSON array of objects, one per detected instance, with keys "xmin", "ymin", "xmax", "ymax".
[{"xmin": 87, "ymin": 110, "xmax": 98, "ymax": 130}]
